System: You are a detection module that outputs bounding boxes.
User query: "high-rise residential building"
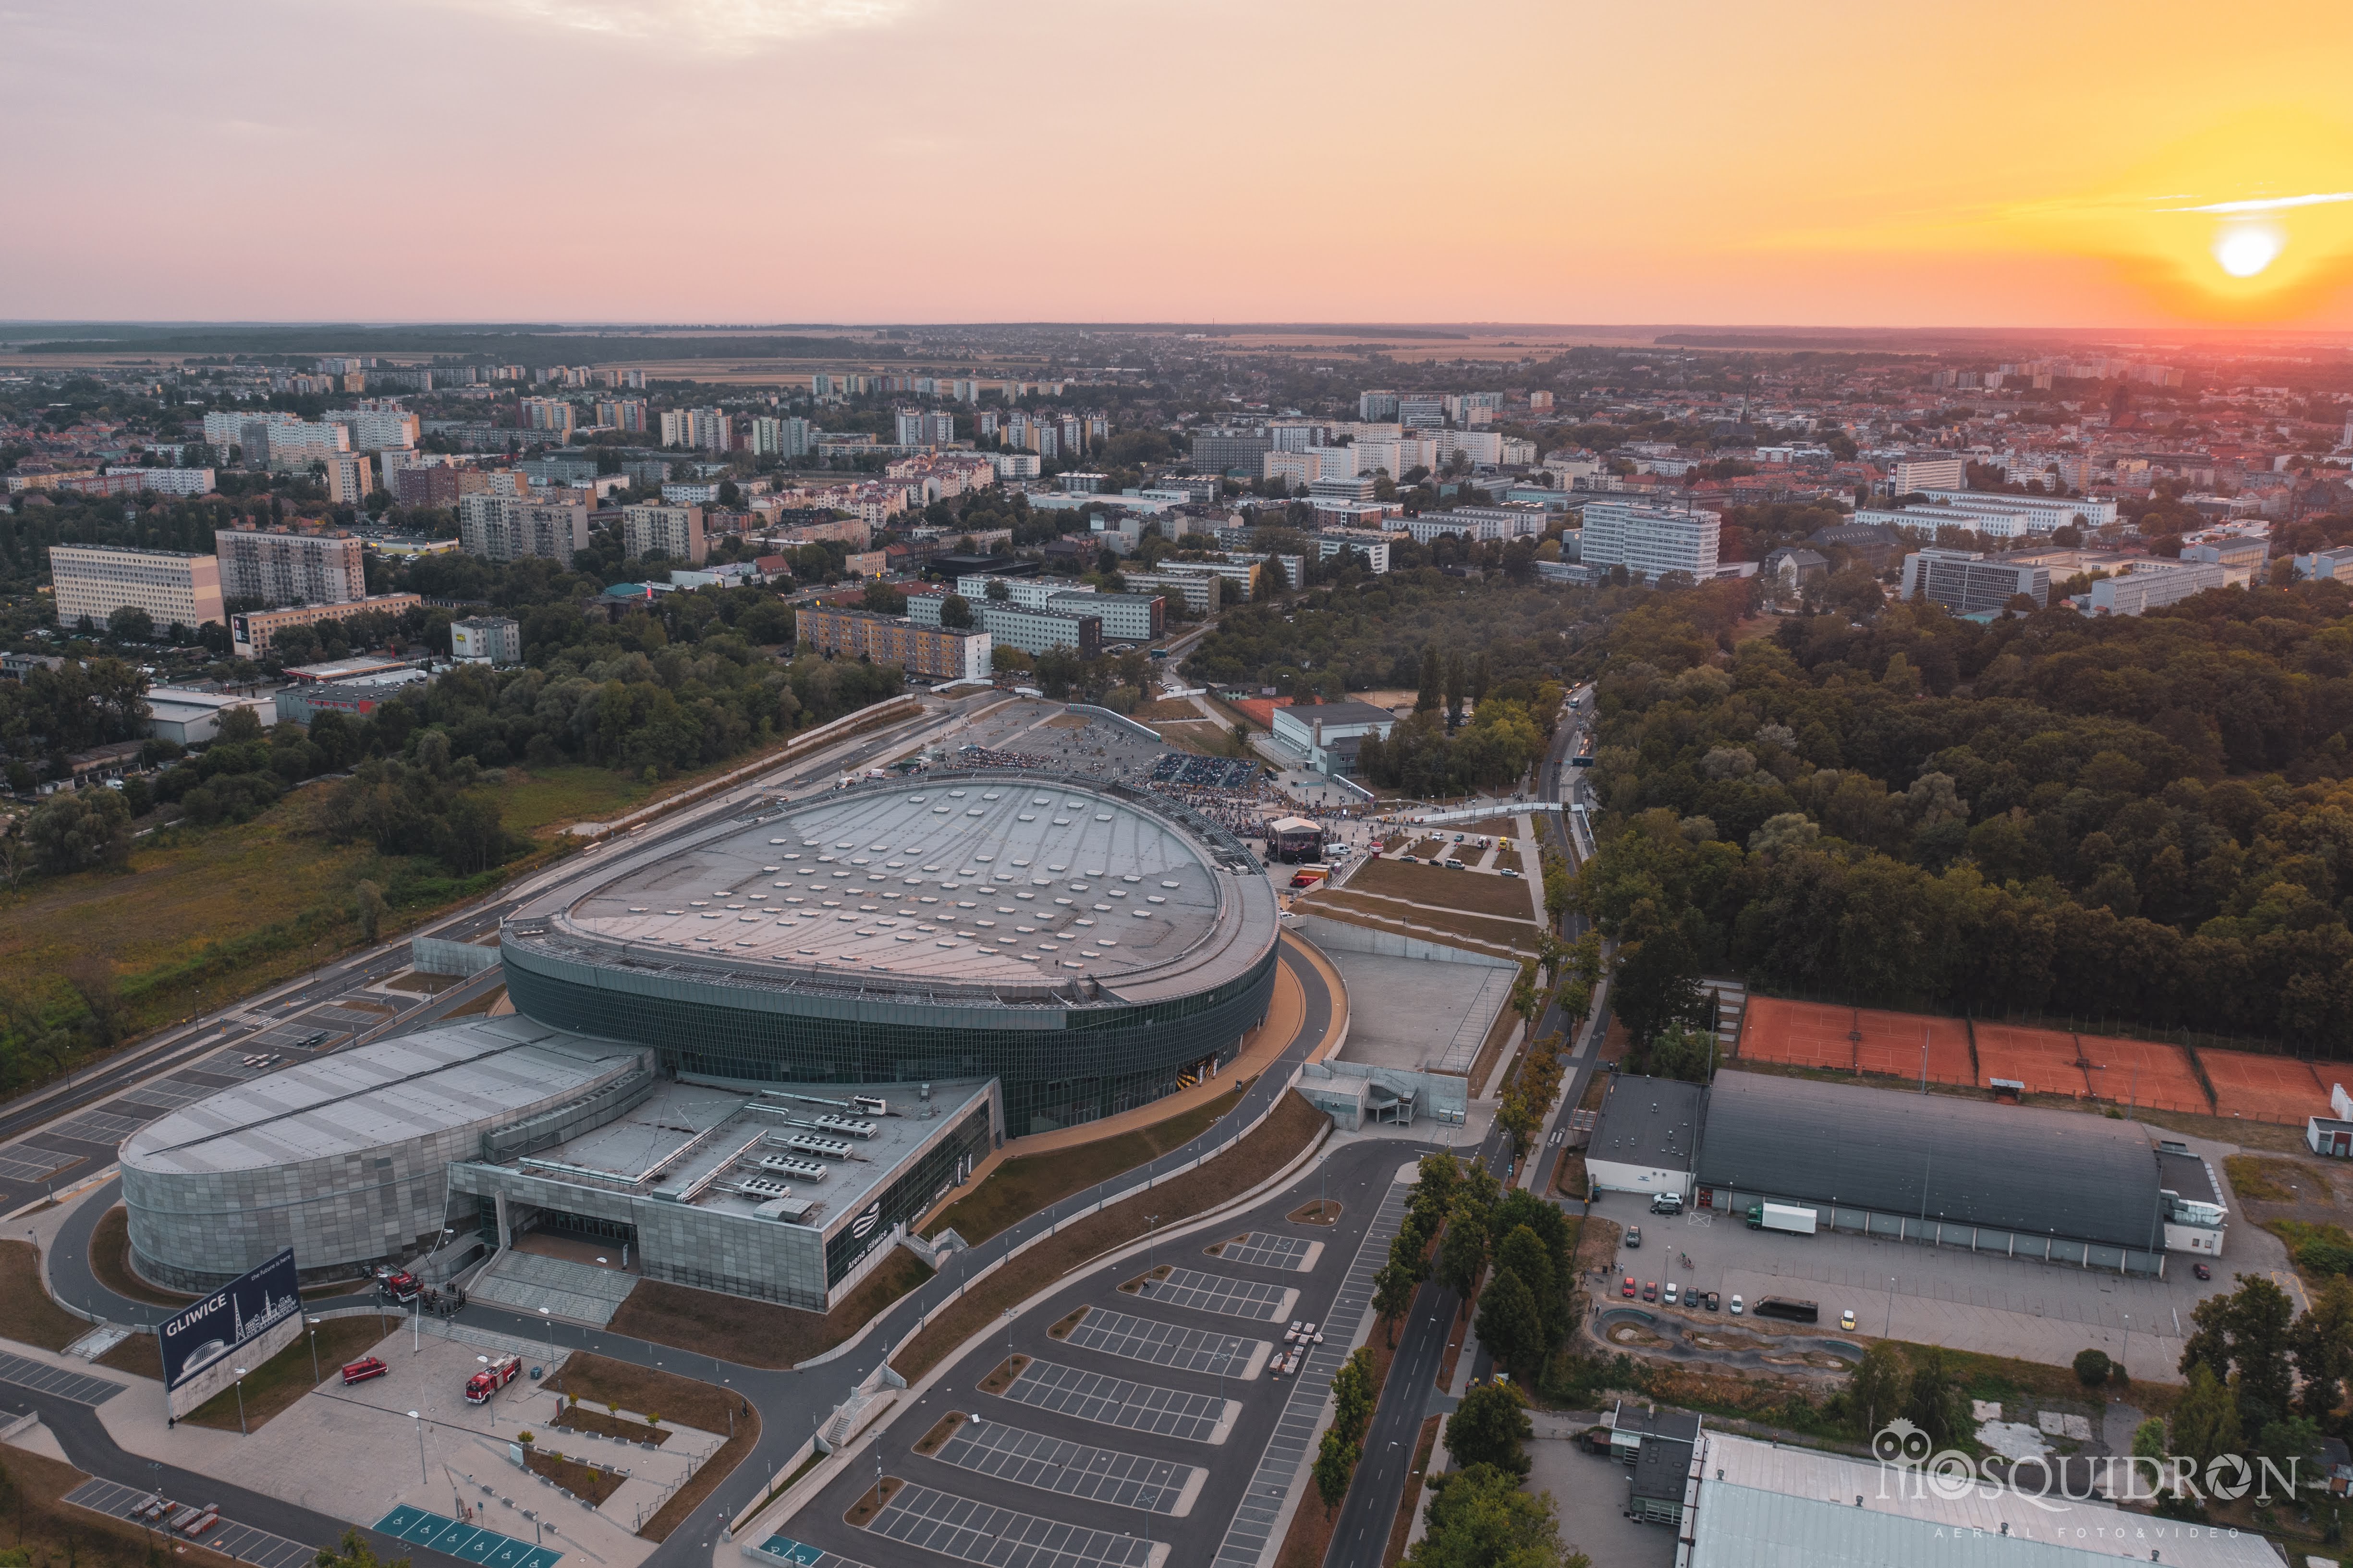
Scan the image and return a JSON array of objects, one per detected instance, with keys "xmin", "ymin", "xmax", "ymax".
[
  {"xmin": 693, "ymin": 409, "xmax": 732, "ymax": 452},
  {"xmin": 1358, "ymin": 390, "xmax": 1400, "ymax": 421},
  {"xmin": 202, "ymin": 409, "xmax": 302, "ymax": 455},
  {"xmin": 250, "ymin": 420, "xmax": 350, "ymax": 470},
  {"xmin": 1578, "ymin": 500, "xmax": 1722, "ymax": 581},
  {"xmin": 659, "ymin": 409, "xmax": 692, "ymax": 448},
  {"xmin": 795, "ymin": 607, "xmax": 991, "ymax": 681},
  {"xmin": 519, "ymin": 397, "xmax": 574, "ymax": 439},
  {"xmin": 1396, "ymin": 395, "xmax": 1446, "ymax": 429},
  {"xmin": 214, "ymin": 529, "xmax": 366, "ymax": 607},
  {"xmin": 597, "ymin": 399, "xmax": 648, "ymax": 433},
  {"xmin": 620, "ymin": 503, "xmax": 708, "ymax": 565},
  {"xmin": 456, "ymin": 494, "xmax": 590, "ymax": 566},
  {"xmin": 1891, "ymin": 455, "xmax": 1965, "ymax": 494},
  {"xmin": 325, "ymin": 401, "xmax": 419, "ymax": 451},
  {"xmin": 49, "ymin": 544, "xmax": 225, "ymax": 632},
  {"xmin": 747, "ymin": 416, "xmax": 813, "ymax": 458},
  {"xmin": 1901, "ymin": 548, "xmax": 2051, "ymax": 615},
  {"xmin": 324, "ymin": 452, "xmax": 375, "ymax": 506},
  {"xmin": 893, "ymin": 409, "xmax": 956, "ymax": 447},
  {"xmin": 974, "ymin": 601, "xmax": 1102, "ymax": 656},
  {"xmin": 1190, "ymin": 427, "xmax": 1272, "ymax": 475},
  {"xmin": 392, "ymin": 465, "xmax": 459, "ymax": 507}
]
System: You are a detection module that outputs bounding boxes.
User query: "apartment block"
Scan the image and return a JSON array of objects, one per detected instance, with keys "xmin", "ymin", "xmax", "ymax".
[
  {"xmin": 2086, "ymin": 560, "xmax": 2227, "ymax": 616},
  {"xmin": 519, "ymin": 398, "xmax": 574, "ymax": 438},
  {"xmin": 214, "ymin": 529, "xmax": 366, "ymax": 607},
  {"xmin": 1577, "ymin": 500, "xmax": 1722, "ymax": 581},
  {"xmin": 231, "ymin": 594, "xmax": 424, "ymax": 658},
  {"xmin": 1119, "ymin": 570, "xmax": 1219, "ymax": 615},
  {"xmin": 324, "ymin": 451, "xmax": 375, "ymax": 506},
  {"xmin": 621, "ymin": 503, "xmax": 709, "ymax": 565},
  {"xmin": 392, "ymin": 464, "xmax": 460, "ymax": 507},
  {"xmin": 1191, "ymin": 428, "xmax": 1273, "ymax": 475},
  {"xmin": 1900, "ymin": 548, "xmax": 2051, "ymax": 615},
  {"xmin": 1046, "ymin": 590, "xmax": 1162, "ymax": 642},
  {"xmin": 796, "ymin": 607, "xmax": 991, "ymax": 682},
  {"xmin": 451, "ymin": 615, "xmax": 524, "ymax": 666},
  {"xmin": 326, "ymin": 403, "xmax": 420, "ymax": 450},
  {"xmin": 253, "ymin": 420, "xmax": 350, "ymax": 470},
  {"xmin": 977, "ymin": 601, "xmax": 1102, "ymax": 657},
  {"xmin": 49, "ymin": 544, "xmax": 225, "ymax": 631},
  {"xmin": 456, "ymin": 494, "xmax": 591, "ymax": 567}
]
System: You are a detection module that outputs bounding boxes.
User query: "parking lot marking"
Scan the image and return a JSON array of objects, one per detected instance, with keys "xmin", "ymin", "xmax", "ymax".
[
  {"xmin": 0, "ymin": 1146, "xmax": 79, "ymax": 1183},
  {"xmin": 374, "ymin": 1506, "xmax": 562, "ymax": 1568},
  {"xmin": 867, "ymin": 1482, "xmax": 1152, "ymax": 1568},
  {"xmin": 1063, "ymin": 1308, "xmax": 1265, "ymax": 1377},
  {"xmin": 748, "ymin": 1533, "xmax": 871, "ymax": 1568},
  {"xmin": 1135, "ymin": 1267, "xmax": 1292, "ymax": 1321},
  {"xmin": 999, "ymin": 1361, "xmax": 1228, "ymax": 1443},
  {"xmin": 46, "ymin": 1107, "xmax": 156, "ymax": 1146},
  {"xmin": 0, "ymin": 1349, "xmax": 127, "ymax": 1405},
  {"xmin": 1209, "ymin": 1172, "xmax": 1410, "ymax": 1568},
  {"xmin": 1207, "ymin": 1232, "xmax": 1316, "ymax": 1272},
  {"xmin": 936, "ymin": 1415, "xmax": 1199, "ymax": 1513},
  {"xmin": 69, "ymin": 1479, "xmax": 317, "ymax": 1568}
]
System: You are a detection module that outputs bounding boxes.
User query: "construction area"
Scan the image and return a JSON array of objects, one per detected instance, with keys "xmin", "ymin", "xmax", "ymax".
[{"xmin": 1733, "ymin": 997, "xmax": 2338, "ymax": 1124}]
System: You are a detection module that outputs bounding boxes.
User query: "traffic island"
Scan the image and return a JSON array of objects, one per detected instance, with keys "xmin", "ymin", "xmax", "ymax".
[
  {"xmin": 977, "ymin": 1355, "xmax": 1030, "ymax": 1393},
  {"xmin": 843, "ymin": 1476, "xmax": 904, "ymax": 1528},
  {"xmin": 911, "ymin": 1412, "xmax": 967, "ymax": 1457}
]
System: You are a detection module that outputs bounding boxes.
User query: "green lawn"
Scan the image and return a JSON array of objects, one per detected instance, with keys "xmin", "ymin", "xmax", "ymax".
[
  {"xmin": 489, "ymin": 765, "xmax": 656, "ymax": 837},
  {"xmin": 921, "ymin": 1090, "xmax": 1241, "ymax": 1245}
]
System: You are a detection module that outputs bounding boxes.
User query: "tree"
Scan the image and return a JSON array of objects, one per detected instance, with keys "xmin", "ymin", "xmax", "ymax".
[
  {"xmin": 1495, "ymin": 1224, "xmax": 1561, "ymax": 1342},
  {"xmin": 861, "ymin": 581, "xmax": 907, "ymax": 615},
  {"xmin": 1312, "ymin": 1427, "xmax": 1358, "ymax": 1519},
  {"xmin": 108, "ymin": 604, "xmax": 155, "ymax": 642},
  {"xmin": 2073, "ymin": 1348, "xmax": 2112, "ymax": 1387},
  {"xmin": 316, "ymin": 1530, "xmax": 411, "ymax": 1568},
  {"xmin": 1417, "ymin": 646, "xmax": 1440, "ymax": 713},
  {"xmin": 2131, "ymin": 1417, "xmax": 2168, "ymax": 1461},
  {"xmin": 984, "ymin": 577, "xmax": 1011, "ymax": 602},
  {"xmin": 1902, "ymin": 1347, "xmax": 1968, "ymax": 1450},
  {"xmin": 2182, "ymin": 1274, "xmax": 2296, "ymax": 1430},
  {"xmin": 354, "ymin": 879, "xmax": 387, "ymax": 943},
  {"xmin": 1445, "ymin": 1383, "xmax": 1533, "ymax": 1478},
  {"xmin": 2170, "ymin": 1363, "xmax": 2243, "ymax": 1474},
  {"xmin": 25, "ymin": 788, "xmax": 134, "ymax": 875},
  {"xmin": 2292, "ymin": 1276, "xmax": 2353, "ymax": 1421},
  {"xmin": 1845, "ymin": 1342, "xmax": 1909, "ymax": 1438},
  {"xmin": 1436, "ymin": 1195, "xmax": 1490, "ymax": 1300},
  {"xmin": 939, "ymin": 593, "xmax": 974, "ymax": 629},
  {"xmin": 1405, "ymin": 1463, "xmax": 1582, "ymax": 1568},
  {"xmin": 1374, "ymin": 1261, "xmax": 1418, "ymax": 1347},
  {"xmin": 1332, "ymin": 1345, "xmax": 1377, "ymax": 1445},
  {"xmin": 1474, "ymin": 1266, "xmax": 1545, "ymax": 1381},
  {"xmin": 1609, "ymin": 896, "xmax": 1708, "ymax": 1046}
]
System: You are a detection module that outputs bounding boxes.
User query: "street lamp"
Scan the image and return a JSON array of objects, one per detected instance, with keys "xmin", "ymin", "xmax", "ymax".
[
  {"xmin": 1146, "ymin": 1214, "xmax": 1161, "ymax": 1274},
  {"xmin": 233, "ymin": 1369, "xmax": 248, "ymax": 1436},
  {"xmin": 1885, "ymin": 1277, "xmax": 1896, "ymax": 1338},
  {"xmin": 409, "ymin": 1410, "xmax": 427, "ymax": 1483},
  {"xmin": 307, "ymin": 1315, "xmax": 321, "ymax": 1384},
  {"xmin": 540, "ymin": 1305, "xmax": 552, "ymax": 1366}
]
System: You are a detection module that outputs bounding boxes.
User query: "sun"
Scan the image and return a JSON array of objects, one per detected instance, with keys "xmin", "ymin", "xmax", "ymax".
[{"xmin": 2213, "ymin": 224, "xmax": 2284, "ymax": 278}]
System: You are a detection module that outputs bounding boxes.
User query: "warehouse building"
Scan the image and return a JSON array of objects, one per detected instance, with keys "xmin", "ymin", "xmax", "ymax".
[
  {"xmin": 1691, "ymin": 1072, "xmax": 2221, "ymax": 1275},
  {"xmin": 1584, "ymin": 1076, "xmax": 1702, "ymax": 1201}
]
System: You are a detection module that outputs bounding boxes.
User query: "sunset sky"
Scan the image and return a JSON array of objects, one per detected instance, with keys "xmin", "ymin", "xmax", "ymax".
[{"xmin": 8, "ymin": 0, "xmax": 2353, "ymax": 328}]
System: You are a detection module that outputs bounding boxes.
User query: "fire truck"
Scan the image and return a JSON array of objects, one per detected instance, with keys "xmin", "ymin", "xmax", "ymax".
[{"xmin": 463, "ymin": 1353, "xmax": 521, "ymax": 1404}]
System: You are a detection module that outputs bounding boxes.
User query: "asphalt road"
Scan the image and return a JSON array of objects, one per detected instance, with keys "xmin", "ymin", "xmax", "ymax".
[{"xmin": 43, "ymin": 933, "xmax": 1341, "ymax": 1566}]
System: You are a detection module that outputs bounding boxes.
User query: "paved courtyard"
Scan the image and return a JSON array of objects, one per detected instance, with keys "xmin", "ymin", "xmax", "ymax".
[
  {"xmin": 1524, "ymin": 1432, "xmax": 1675, "ymax": 1568},
  {"xmin": 1603, "ymin": 1193, "xmax": 2300, "ymax": 1377},
  {"xmin": 1327, "ymin": 949, "xmax": 1512, "ymax": 1075}
]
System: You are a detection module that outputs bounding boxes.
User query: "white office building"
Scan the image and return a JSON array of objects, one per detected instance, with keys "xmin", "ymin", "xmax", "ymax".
[
  {"xmin": 49, "ymin": 545, "xmax": 225, "ymax": 631},
  {"xmin": 1577, "ymin": 500, "xmax": 1721, "ymax": 581},
  {"xmin": 2087, "ymin": 560, "xmax": 2228, "ymax": 616}
]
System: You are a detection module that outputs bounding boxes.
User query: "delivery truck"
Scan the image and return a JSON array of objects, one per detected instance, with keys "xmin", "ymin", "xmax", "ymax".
[{"xmin": 1745, "ymin": 1202, "xmax": 1819, "ymax": 1236}]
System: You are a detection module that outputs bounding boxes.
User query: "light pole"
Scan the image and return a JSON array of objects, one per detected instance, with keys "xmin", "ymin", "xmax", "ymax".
[
  {"xmin": 410, "ymin": 1410, "xmax": 427, "ymax": 1483},
  {"xmin": 1146, "ymin": 1214, "xmax": 1161, "ymax": 1275},
  {"xmin": 1885, "ymin": 1277, "xmax": 1896, "ymax": 1338},
  {"xmin": 540, "ymin": 1305, "xmax": 553, "ymax": 1367},
  {"xmin": 307, "ymin": 1316, "xmax": 322, "ymax": 1384},
  {"xmin": 233, "ymin": 1369, "xmax": 248, "ymax": 1436}
]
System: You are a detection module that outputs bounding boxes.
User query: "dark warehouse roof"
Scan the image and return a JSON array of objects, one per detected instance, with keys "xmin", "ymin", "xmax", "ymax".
[{"xmin": 1695, "ymin": 1071, "xmax": 2165, "ymax": 1251}]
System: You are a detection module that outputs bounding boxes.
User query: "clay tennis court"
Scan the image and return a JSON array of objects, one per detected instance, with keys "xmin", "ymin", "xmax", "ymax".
[
  {"xmin": 1850, "ymin": 1008, "xmax": 1975, "ymax": 1086},
  {"xmin": 1971, "ymin": 1023, "xmax": 2093, "ymax": 1098},
  {"xmin": 2197, "ymin": 1049, "xmax": 2334, "ymax": 1124},
  {"xmin": 2076, "ymin": 1036, "xmax": 2211, "ymax": 1116},
  {"xmin": 1738, "ymin": 998, "xmax": 1971, "ymax": 1082},
  {"xmin": 1736, "ymin": 998, "xmax": 1868, "ymax": 1070}
]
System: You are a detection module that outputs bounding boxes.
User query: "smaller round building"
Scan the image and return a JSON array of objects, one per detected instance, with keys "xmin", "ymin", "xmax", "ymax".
[{"xmin": 120, "ymin": 1017, "xmax": 646, "ymax": 1291}]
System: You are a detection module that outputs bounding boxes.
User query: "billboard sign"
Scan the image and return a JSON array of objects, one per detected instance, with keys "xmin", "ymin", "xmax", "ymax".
[{"xmin": 159, "ymin": 1248, "xmax": 303, "ymax": 1394}]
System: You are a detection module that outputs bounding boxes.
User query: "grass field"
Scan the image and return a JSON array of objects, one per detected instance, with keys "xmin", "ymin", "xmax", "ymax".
[
  {"xmin": 1297, "ymin": 892, "xmax": 1539, "ymax": 956},
  {"xmin": 920, "ymin": 1088, "xmax": 1242, "ymax": 1245},
  {"xmin": 0, "ymin": 1238, "xmax": 94, "ymax": 1351},
  {"xmin": 545, "ymin": 1351, "xmax": 761, "ymax": 1540},
  {"xmin": 0, "ymin": 1445, "xmax": 243, "ymax": 1568},
  {"xmin": 606, "ymin": 1247, "xmax": 934, "ymax": 1370},
  {"xmin": 1342, "ymin": 857, "xmax": 1540, "ymax": 921},
  {"xmin": 491, "ymin": 764, "xmax": 657, "ymax": 837},
  {"xmin": 90, "ymin": 1205, "xmax": 195, "ymax": 1305}
]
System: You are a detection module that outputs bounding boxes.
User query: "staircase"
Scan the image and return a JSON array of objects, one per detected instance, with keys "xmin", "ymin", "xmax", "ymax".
[
  {"xmin": 1702, "ymin": 978, "xmax": 1748, "ymax": 1060},
  {"xmin": 467, "ymin": 1250, "xmax": 639, "ymax": 1326}
]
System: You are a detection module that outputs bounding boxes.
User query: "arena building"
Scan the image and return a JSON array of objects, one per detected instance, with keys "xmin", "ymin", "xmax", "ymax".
[{"xmin": 496, "ymin": 771, "xmax": 1281, "ymax": 1135}]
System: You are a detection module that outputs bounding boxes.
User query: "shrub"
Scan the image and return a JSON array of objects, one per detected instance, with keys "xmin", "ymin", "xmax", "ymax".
[{"xmin": 2073, "ymin": 1349, "xmax": 2112, "ymax": 1387}]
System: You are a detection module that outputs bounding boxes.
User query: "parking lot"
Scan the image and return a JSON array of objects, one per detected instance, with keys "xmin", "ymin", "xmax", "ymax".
[
  {"xmin": 1603, "ymin": 1191, "xmax": 2298, "ymax": 1375},
  {"xmin": 757, "ymin": 1140, "xmax": 1416, "ymax": 1568}
]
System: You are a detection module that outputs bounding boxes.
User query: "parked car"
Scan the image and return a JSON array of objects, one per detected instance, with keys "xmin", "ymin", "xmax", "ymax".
[
  {"xmin": 1841, "ymin": 1309, "xmax": 1857, "ymax": 1331},
  {"xmin": 1663, "ymin": 1282, "xmax": 1680, "ymax": 1305},
  {"xmin": 341, "ymin": 1356, "xmax": 388, "ymax": 1386},
  {"xmin": 1621, "ymin": 1275, "xmax": 1636, "ymax": 1298},
  {"xmin": 2193, "ymin": 1263, "xmax": 2212, "ymax": 1280},
  {"xmin": 1730, "ymin": 1294, "xmax": 1744, "ymax": 1314},
  {"xmin": 1625, "ymin": 1226, "xmax": 1642, "ymax": 1249},
  {"xmin": 1642, "ymin": 1281, "xmax": 1658, "ymax": 1302},
  {"xmin": 1703, "ymin": 1292, "xmax": 1720, "ymax": 1312}
]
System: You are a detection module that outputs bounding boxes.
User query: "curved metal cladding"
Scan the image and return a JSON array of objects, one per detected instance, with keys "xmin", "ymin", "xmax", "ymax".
[
  {"xmin": 500, "ymin": 936, "xmax": 1277, "ymax": 1134},
  {"xmin": 500, "ymin": 770, "xmax": 1282, "ymax": 1134}
]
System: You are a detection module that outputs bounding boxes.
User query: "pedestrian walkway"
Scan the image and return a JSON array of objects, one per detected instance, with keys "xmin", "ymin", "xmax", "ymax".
[{"xmin": 465, "ymin": 1250, "xmax": 637, "ymax": 1326}]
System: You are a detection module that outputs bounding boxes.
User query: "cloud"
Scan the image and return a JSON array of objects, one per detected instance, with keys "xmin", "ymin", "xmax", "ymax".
[
  {"xmin": 2168, "ymin": 191, "xmax": 2353, "ymax": 215},
  {"xmin": 439, "ymin": 0, "xmax": 925, "ymax": 54}
]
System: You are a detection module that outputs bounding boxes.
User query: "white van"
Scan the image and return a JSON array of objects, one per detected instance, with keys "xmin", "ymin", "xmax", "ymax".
[{"xmin": 1650, "ymin": 1191, "xmax": 1684, "ymax": 1215}]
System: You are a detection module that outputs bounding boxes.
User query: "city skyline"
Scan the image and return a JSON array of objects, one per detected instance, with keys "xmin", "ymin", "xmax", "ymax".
[{"xmin": 7, "ymin": 0, "xmax": 2353, "ymax": 328}]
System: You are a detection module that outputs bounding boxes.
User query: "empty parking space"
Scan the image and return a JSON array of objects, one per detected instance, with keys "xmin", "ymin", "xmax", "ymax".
[
  {"xmin": 70, "ymin": 1480, "xmax": 317, "ymax": 1568},
  {"xmin": 748, "ymin": 1534, "xmax": 873, "ymax": 1568},
  {"xmin": 1205, "ymin": 1233, "xmax": 1317, "ymax": 1272},
  {"xmin": 375, "ymin": 1506, "xmax": 563, "ymax": 1568},
  {"xmin": 46, "ymin": 1107, "xmax": 156, "ymax": 1146},
  {"xmin": 867, "ymin": 1483, "xmax": 1152, "ymax": 1568},
  {"xmin": 0, "ymin": 1147, "xmax": 80, "ymax": 1183},
  {"xmin": 999, "ymin": 1361, "xmax": 1227, "ymax": 1442},
  {"xmin": 936, "ymin": 1416, "xmax": 1197, "ymax": 1513},
  {"xmin": 0, "ymin": 1349, "xmax": 126, "ymax": 1405},
  {"xmin": 1135, "ymin": 1268, "xmax": 1292, "ymax": 1321},
  {"xmin": 1062, "ymin": 1308, "xmax": 1264, "ymax": 1378}
]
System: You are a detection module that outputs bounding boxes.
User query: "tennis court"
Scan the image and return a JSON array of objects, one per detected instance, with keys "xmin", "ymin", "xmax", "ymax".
[
  {"xmin": 2077, "ymin": 1037, "xmax": 2211, "ymax": 1116},
  {"xmin": 1737, "ymin": 998, "xmax": 1864, "ymax": 1070},
  {"xmin": 1850, "ymin": 1009, "xmax": 1975, "ymax": 1086},
  {"xmin": 1970, "ymin": 1023, "xmax": 2091, "ymax": 1098},
  {"xmin": 2197, "ymin": 1049, "xmax": 2332, "ymax": 1124}
]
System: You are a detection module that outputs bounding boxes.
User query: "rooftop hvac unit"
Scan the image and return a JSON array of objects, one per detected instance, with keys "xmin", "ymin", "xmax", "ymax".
[
  {"xmin": 812, "ymin": 1114, "xmax": 878, "ymax": 1139},
  {"xmin": 852, "ymin": 1095, "xmax": 890, "ymax": 1118},
  {"xmin": 756, "ymin": 1155, "xmax": 829, "ymax": 1181},
  {"xmin": 735, "ymin": 1177, "xmax": 792, "ymax": 1199},
  {"xmin": 753, "ymin": 1195, "xmax": 817, "ymax": 1222},
  {"xmin": 785, "ymin": 1134, "xmax": 854, "ymax": 1160}
]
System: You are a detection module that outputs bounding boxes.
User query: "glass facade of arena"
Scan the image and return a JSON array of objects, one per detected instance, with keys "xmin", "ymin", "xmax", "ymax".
[{"xmin": 501, "ymin": 938, "xmax": 1280, "ymax": 1135}]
